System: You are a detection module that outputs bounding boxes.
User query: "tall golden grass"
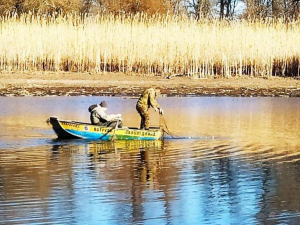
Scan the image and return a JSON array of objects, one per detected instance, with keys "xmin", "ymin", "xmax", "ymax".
[{"xmin": 0, "ymin": 13, "xmax": 300, "ymax": 77}]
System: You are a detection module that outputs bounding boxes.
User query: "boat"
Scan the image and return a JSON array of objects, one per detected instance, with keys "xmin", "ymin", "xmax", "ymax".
[{"xmin": 48, "ymin": 116, "xmax": 163, "ymax": 140}]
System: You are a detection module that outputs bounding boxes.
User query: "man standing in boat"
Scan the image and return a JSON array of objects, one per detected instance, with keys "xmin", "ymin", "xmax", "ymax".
[
  {"xmin": 136, "ymin": 88, "xmax": 163, "ymax": 130},
  {"xmin": 90, "ymin": 101, "xmax": 122, "ymax": 128}
]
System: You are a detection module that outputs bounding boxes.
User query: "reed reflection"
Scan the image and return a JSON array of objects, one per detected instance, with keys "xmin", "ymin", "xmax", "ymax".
[
  {"xmin": 1, "ymin": 139, "xmax": 300, "ymax": 224},
  {"xmin": 52, "ymin": 140, "xmax": 277, "ymax": 223},
  {"xmin": 49, "ymin": 140, "xmax": 178, "ymax": 223}
]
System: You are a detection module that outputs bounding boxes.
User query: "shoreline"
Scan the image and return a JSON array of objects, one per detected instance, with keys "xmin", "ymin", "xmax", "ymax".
[{"xmin": 1, "ymin": 72, "xmax": 300, "ymax": 97}]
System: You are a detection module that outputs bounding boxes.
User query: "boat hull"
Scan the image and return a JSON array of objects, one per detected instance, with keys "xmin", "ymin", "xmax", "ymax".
[{"xmin": 49, "ymin": 117, "xmax": 163, "ymax": 140}]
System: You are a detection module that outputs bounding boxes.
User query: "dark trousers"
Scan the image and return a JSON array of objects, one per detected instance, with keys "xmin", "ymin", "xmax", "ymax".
[{"xmin": 136, "ymin": 105, "xmax": 149, "ymax": 129}]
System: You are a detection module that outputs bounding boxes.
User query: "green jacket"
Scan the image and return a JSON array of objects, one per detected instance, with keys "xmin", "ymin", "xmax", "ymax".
[{"xmin": 136, "ymin": 88, "xmax": 160, "ymax": 110}]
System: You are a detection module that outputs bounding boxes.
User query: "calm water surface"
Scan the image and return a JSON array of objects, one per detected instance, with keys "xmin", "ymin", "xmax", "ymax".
[{"xmin": 1, "ymin": 97, "xmax": 300, "ymax": 224}]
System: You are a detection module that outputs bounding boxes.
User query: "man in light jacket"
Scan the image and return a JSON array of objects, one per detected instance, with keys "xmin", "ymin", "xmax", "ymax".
[{"xmin": 90, "ymin": 101, "xmax": 122, "ymax": 128}]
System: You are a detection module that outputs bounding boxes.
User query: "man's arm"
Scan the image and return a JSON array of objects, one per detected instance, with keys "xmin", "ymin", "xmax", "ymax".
[
  {"xmin": 107, "ymin": 114, "xmax": 122, "ymax": 121},
  {"xmin": 97, "ymin": 108, "xmax": 121, "ymax": 121},
  {"xmin": 96, "ymin": 108, "xmax": 109, "ymax": 121},
  {"xmin": 149, "ymin": 89, "xmax": 160, "ymax": 109}
]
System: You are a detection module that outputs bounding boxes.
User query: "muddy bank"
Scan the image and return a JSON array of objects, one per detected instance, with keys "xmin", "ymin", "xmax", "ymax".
[
  {"xmin": 1, "ymin": 72, "xmax": 300, "ymax": 97},
  {"xmin": 2, "ymin": 85, "xmax": 300, "ymax": 97}
]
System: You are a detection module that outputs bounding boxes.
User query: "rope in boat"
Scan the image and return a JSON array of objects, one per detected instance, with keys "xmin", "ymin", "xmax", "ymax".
[{"xmin": 111, "ymin": 119, "xmax": 120, "ymax": 141}]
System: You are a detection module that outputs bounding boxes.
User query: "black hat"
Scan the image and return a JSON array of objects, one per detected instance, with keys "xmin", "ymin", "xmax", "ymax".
[{"xmin": 100, "ymin": 101, "xmax": 107, "ymax": 108}]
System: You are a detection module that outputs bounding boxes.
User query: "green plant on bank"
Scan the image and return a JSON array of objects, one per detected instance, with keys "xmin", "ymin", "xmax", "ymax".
[{"xmin": 0, "ymin": 13, "xmax": 300, "ymax": 78}]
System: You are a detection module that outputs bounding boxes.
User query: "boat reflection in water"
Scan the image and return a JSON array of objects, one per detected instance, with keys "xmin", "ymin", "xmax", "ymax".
[
  {"xmin": 51, "ymin": 139, "xmax": 169, "ymax": 189},
  {"xmin": 88, "ymin": 140, "xmax": 163, "ymax": 184}
]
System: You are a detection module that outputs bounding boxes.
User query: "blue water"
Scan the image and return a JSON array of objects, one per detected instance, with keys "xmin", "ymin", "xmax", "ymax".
[{"xmin": 1, "ymin": 97, "xmax": 300, "ymax": 224}]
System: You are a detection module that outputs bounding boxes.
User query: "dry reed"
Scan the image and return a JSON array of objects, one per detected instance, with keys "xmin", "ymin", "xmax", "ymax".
[{"xmin": 0, "ymin": 13, "xmax": 300, "ymax": 77}]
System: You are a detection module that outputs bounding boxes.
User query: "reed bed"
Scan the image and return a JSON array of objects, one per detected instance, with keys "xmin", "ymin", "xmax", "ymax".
[{"xmin": 0, "ymin": 13, "xmax": 300, "ymax": 77}]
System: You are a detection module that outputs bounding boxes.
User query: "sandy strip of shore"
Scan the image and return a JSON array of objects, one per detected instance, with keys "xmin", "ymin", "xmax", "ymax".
[{"xmin": 1, "ymin": 72, "xmax": 300, "ymax": 97}]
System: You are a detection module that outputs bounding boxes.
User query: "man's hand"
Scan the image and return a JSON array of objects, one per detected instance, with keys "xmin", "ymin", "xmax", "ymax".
[{"xmin": 159, "ymin": 108, "xmax": 164, "ymax": 115}]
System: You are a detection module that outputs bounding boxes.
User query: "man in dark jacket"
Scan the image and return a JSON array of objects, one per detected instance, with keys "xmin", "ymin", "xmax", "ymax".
[
  {"xmin": 90, "ymin": 101, "xmax": 122, "ymax": 128},
  {"xmin": 136, "ymin": 88, "xmax": 163, "ymax": 130}
]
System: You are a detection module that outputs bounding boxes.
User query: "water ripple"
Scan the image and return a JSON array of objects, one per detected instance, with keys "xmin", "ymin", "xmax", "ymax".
[{"xmin": 2, "ymin": 97, "xmax": 300, "ymax": 224}]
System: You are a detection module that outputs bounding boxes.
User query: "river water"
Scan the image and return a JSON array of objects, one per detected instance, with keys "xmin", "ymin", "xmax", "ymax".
[{"xmin": 1, "ymin": 97, "xmax": 300, "ymax": 224}]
